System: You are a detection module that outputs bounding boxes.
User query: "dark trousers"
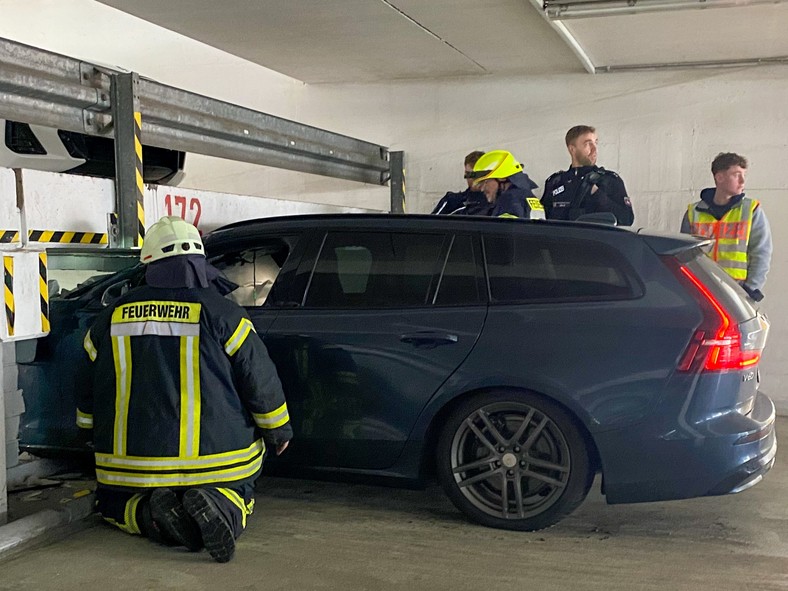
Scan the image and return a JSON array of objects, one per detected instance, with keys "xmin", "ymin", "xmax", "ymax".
[{"xmin": 96, "ymin": 484, "xmax": 255, "ymax": 540}]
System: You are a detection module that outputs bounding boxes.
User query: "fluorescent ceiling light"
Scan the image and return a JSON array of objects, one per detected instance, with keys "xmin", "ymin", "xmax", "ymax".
[{"xmin": 545, "ymin": 0, "xmax": 782, "ymax": 19}]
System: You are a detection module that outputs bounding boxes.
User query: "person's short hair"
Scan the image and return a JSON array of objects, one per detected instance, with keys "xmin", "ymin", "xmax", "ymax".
[
  {"xmin": 711, "ymin": 152, "xmax": 748, "ymax": 175},
  {"xmin": 565, "ymin": 125, "xmax": 596, "ymax": 146},
  {"xmin": 464, "ymin": 151, "xmax": 486, "ymax": 168}
]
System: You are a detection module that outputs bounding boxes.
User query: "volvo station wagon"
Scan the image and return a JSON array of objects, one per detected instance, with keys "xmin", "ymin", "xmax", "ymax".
[{"xmin": 18, "ymin": 214, "xmax": 776, "ymax": 531}]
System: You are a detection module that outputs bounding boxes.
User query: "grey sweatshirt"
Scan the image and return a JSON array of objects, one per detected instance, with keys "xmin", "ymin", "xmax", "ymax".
[{"xmin": 680, "ymin": 190, "xmax": 772, "ymax": 292}]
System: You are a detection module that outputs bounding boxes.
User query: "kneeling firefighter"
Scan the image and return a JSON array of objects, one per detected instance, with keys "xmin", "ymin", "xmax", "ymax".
[
  {"xmin": 76, "ymin": 216, "xmax": 292, "ymax": 563},
  {"xmin": 458, "ymin": 150, "xmax": 545, "ymax": 219}
]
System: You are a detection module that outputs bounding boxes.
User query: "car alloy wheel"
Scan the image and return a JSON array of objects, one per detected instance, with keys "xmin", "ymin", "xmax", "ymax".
[{"xmin": 437, "ymin": 392, "xmax": 593, "ymax": 531}]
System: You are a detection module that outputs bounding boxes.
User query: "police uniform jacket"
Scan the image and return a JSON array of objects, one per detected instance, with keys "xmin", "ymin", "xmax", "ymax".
[
  {"xmin": 77, "ymin": 283, "xmax": 293, "ymax": 491},
  {"xmin": 541, "ymin": 166, "xmax": 634, "ymax": 226}
]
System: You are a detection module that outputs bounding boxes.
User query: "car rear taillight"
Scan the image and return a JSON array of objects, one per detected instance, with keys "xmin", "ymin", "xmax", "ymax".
[{"xmin": 668, "ymin": 261, "xmax": 763, "ymax": 373}]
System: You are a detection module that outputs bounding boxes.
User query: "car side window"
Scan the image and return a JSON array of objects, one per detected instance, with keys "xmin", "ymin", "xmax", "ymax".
[
  {"xmin": 304, "ymin": 231, "xmax": 446, "ymax": 308},
  {"xmin": 484, "ymin": 233, "xmax": 639, "ymax": 303},
  {"xmin": 433, "ymin": 234, "xmax": 484, "ymax": 306},
  {"xmin": 211, "ymin": 240, "xmax": 291, "ymax": 307}
]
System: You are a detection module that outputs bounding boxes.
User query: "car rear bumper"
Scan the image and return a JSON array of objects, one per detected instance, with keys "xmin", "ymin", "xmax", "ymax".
[
  {"xmin": 707, "ymin": 391, "xmax": 776, "ymax": 495},
  {"xmin": 598, "ymin": 390, "xmax": 777, "ymax": 504}
]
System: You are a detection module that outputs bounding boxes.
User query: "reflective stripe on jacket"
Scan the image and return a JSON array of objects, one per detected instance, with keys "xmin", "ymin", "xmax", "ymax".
[
  {"xmin": 687, "ymin": 197, "xmax": 758, "ymax": 281},
  {"xmin": 77, "ymin": 285, "xmax": 292, "ymax": 491}
]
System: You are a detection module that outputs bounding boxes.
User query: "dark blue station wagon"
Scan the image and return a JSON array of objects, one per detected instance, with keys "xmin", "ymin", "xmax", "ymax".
[{"xmin": 19, "ymin": 214, "xmax": 777, "ymax": 531}]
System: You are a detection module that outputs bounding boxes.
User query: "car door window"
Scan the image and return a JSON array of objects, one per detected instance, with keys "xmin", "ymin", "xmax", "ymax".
[
  {"xmin": 211, "ymin": 239, "xmax": 293, "ymax": 307},
  {"xmin": 48, "ymin": 250, "xmax": 140, "ymax": 300},
  {"xmin": 433, "ymin": 234, "xmax": 485, "ymax": 306},
  {"xmin": 304, "ymin": 232, "xmax": 446, "ymax": 308},
  {"xmin": 484, "ymin": 233, "xmax": 641, "ymax": 303}
]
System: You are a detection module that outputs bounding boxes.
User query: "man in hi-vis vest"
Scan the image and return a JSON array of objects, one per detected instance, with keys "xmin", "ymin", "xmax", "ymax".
[
  {"xmin": 77, "ymin": 216, "xmax": 292, "ymax": 562},
  {"xmin": 681, "ymin": 152, "xmax": 772, "ymax": 301}
]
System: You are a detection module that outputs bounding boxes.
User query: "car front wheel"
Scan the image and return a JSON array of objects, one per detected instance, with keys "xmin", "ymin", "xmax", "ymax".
[{"xmin": 436, "ymin": 391, "xmax": 593, "ymax": 531}]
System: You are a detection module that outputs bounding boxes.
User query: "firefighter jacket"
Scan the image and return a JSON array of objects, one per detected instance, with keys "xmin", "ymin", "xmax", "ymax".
[
  {"xmin": 77, "ymin": 283, "xmax": 293, "ymax": 491},
  {"xmin": 452, "ymin": 173, "xmax": 545, "ymax": 220},
  {"xmin": 432, "ymin": 188, "xmax": 481, "ymax": 215},
  {"xmin": 451, "ymin": 186, "xmax": 545, "ymax": 219},
  {"xmin": 541, "ymin": 166, "xmax": 634, "ymax": 226},
  {"xmin": 491, "ymin": 185, "xmax": 546, "ymax": 220},
  {"xmin": 681, "ymin": 189, "xmax": 772, "ymax": 291}
]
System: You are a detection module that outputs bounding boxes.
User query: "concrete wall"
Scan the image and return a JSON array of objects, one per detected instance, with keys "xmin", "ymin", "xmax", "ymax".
[
  {"xmin": 0, "ymin": 2, "xmax": 785, "ymax": 411},
  {"xmin": 294, "ymin": 68, "xmax": 788, "ymax": 412}
]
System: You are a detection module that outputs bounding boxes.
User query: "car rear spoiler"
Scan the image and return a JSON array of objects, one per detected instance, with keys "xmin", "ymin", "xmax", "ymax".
[{"xmin": 637, "ymin": 231, "xmax": 712, "ymax": 256}]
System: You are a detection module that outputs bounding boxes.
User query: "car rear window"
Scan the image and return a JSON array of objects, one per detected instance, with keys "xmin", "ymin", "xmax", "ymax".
[
  {"xmin": 484, "ymin": 233, "xmax": 641, "ymax": 304},
  {"xmin": 678, "ymin": 247, "xmax": 757, "ymax": 322}
]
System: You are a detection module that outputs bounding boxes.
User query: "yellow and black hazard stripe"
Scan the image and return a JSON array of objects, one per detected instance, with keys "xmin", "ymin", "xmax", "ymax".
[
  {"xmin": 401, "ymin": 173, "xmax": 407, "ymax": 214},
  {"xmin": 134, "ymin": 111, "xmax": 145, "ymax": 247},
  {"xmin": 39, "ymin": 252, "xmax": 50, "ymax": 333},
  {"xmin": 2, "ymin": 230, "xmax": 106, "ymax": 244},
  {"xmin": 0, "ymin": 230, "xmax": 21, "ymax": 243},
  {"xmin": 3, "ymin": 256, "xmax": 14, "ymax": 337},
  {"xmin": 27, "ymin": 230, "xmax": 107, "ymax": 244}
]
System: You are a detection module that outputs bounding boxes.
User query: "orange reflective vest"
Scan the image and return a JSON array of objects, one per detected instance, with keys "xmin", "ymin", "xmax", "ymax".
[{"xmin": 687, "ymin": 197, "xmax": 758, "ymax": 281}]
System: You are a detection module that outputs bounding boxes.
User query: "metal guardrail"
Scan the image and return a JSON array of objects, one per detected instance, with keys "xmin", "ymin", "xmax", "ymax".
[
  {"xmin": 0, "ymin": 38, "xmax": 108, "ymax": 134},
  {"xmin": 139, "ymin": 78, "xmax": 390, "ymax": 186},
  {"xmin": 0, "ymin": 37, "xmax": 391, "ymax": 184},
  {"xmin": 0, "ymin": 37, "xmax": 403, "ymax": 245}
]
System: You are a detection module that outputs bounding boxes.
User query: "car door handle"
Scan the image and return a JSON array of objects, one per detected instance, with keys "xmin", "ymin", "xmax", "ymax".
[{"xmin": 399, "ymin": 331, "xmax": 459, "ymax": 348}]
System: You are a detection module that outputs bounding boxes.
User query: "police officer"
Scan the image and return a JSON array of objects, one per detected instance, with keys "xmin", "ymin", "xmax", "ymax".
[
  {"xmin": 459, "ymin": 150, "xmax": 545, "ymax": 219},
  {"xmin": 432, "ymin": 150, "xmax": 487, "ymax": 215},
  {"xmin": 77, "ymin": 216, "xmax": 292, "ymax": 563},
  {"xmin": 542, "ymin": 126, "xmax": 634, "ymax": 226}
]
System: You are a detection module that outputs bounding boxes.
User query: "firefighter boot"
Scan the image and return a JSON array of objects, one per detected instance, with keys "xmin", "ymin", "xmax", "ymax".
[
  {"xmin": 139, "ymin": 499, "xmax": 176, "ymax": 546},
  {"xmin": 149, "ymin": 488, "xmax": 202, "ymax": 552},
  {"xmin": 183, "ymin": 488, "xmax": 235, "ymax": 563}
]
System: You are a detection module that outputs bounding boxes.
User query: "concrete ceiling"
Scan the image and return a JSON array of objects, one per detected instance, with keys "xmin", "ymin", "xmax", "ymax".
[
  {"xmin": 96, "ymin": 0, "xmax": 788, "ymax": 82},
  {"xmin": 565, "ymin": 3, "xmax": 788, "ymax": 70}
]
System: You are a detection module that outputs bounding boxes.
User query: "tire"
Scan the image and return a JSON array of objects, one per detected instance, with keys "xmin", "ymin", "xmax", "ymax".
[{"xmin": 436, "ymin": 391, "xmax": 594, "ymax": 531}]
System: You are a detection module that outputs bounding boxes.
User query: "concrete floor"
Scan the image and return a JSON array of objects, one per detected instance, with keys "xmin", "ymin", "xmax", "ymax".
[{"xmin": 0, "ymin": 419, "xmax": 785, "ymax": 591}]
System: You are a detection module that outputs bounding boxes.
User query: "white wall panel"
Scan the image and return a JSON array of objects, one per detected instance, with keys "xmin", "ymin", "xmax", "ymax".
[
  {"xmin": 0, "ymin": 169, "xmax": 19, "ymax": 244},
  {"xmin": 20, "ymin": 170, "xmax": 115, "ymax": 245},
  {"xmin": 144, "ymin": 185, "xmax": 383, "ymax": 233},
  {"xmin": 296, "ymin": 67, "xmax": 788, "ymax": 413}
]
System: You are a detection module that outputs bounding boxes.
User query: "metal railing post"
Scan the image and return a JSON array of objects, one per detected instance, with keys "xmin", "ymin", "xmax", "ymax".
[
  {"xmin": 389, "ymin": 151, "xmax": 405, "ymax": 213},
  {"xmin": 110, "ymin": 72, "xmax": 144, "ymax": 248}
]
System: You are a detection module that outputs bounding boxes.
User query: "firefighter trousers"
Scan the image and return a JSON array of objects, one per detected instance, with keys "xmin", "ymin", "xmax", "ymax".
[{"xmin": 95, "ymin": 484, "xmax": 255, "ymax": 541}]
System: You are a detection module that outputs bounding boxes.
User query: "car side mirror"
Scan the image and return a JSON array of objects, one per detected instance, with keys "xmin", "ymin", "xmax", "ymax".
[
  {"xmin": 100, "ymin": 279, "xmax": 130, "ymax": 307},
  {"xmin": 575, "ymin": 212, "xmax": 618, "ymax": 226}
]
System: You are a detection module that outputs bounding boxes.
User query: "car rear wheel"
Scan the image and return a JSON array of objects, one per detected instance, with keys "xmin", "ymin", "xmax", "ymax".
[{"xmin": 436, "ymin": 391, "xmax": 593, "ymax": 531}]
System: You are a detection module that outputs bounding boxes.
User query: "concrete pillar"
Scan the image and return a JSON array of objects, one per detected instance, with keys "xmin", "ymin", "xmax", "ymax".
[
  {"xmin": 0, "ymin": 343, "xmax": 9, "ymax": 524},
  {"xmin": 4, "ymin": 346, "xmax": 22, "ymax": 471},
  {"xmin": 1, "ymin": 341, "xmax": 25, "ymax": 526}
]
